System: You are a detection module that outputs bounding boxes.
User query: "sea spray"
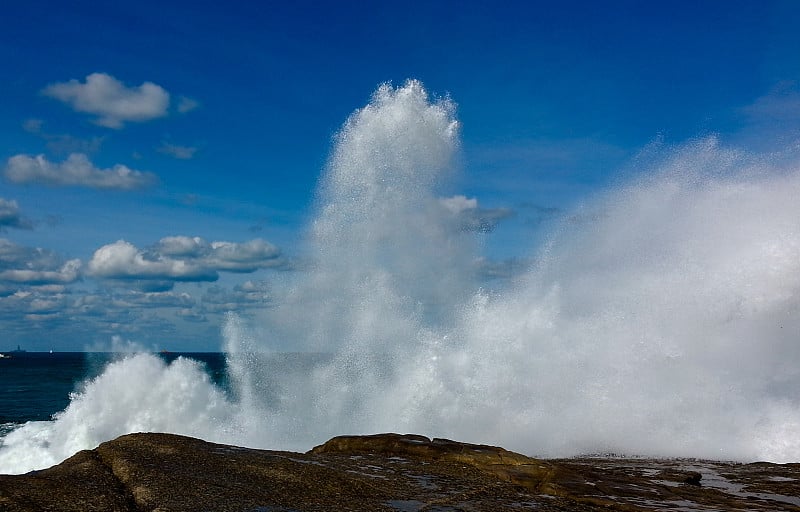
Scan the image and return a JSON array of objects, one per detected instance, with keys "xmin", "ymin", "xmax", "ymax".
[
  {"xmin": 0, "ymin": 354, "xmax": 239, "ymax": 474},
  {"xmin": 221, "ymin": 80, "xmax": 470, "ymax": 446},
  {"xmin": 1, "ymin": 80, "xmax": 799, "ymax": 474},
  {"xmin": 221, "ymin": 85, "xmax": 800, "ymax": 461}
]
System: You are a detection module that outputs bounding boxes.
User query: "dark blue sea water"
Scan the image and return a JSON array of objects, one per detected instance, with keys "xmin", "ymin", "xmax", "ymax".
[{"xmin": 0, "ymin": 352, "xmax": 226, "ymax": 427}]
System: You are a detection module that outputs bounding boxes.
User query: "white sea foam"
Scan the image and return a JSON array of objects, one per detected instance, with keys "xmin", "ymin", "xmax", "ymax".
[
  {"xmin": 0, "ymin": 354, "xmax": 244, "ymax": 474},
  {"xmin": 1, "ymin": 80, "xmax": 799, "ymax": 474}
]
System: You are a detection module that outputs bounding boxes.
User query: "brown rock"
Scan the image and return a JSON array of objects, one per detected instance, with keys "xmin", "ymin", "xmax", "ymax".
[
  {"xmin": 683, "ymin": 471, "xmax": 703, "ymax": 486},
  {"xmin": 1, "ymin": 432, "xmax": 798, "ymax": 511}
]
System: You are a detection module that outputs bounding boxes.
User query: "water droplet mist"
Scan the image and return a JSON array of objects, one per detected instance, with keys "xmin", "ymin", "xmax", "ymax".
[{"xmin": 1, "ymin": 80, "xmax": 799, "ymax": 474}]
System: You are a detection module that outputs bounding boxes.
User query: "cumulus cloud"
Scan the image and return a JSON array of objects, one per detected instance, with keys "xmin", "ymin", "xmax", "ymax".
[
  {"xmin": 0, "ymin": 239, "xmax": 81, "ymax": 287},
  {"xmin": 0, "ymin": 282, "xmax": 211, "ymax": 348},
  {"xmin": 0, "ymin": 260, "xmax": 81, "ymax": 285},
  {"xmin": 155, "ymin": 236, "xmax": 284, "ymax": 271},
  {"xmin": 439, "ymin": 194, "xmax": 514, "ymax": 232},
  {"xmin": 207, "ymin": 239, "xmax": 282, "ymax": 272},
  {"xmin": 0, "ymin": 235, "xmax": 283, "ymax": 346},
  {"xmin": 88, "ymin": 240, "xmax": 218, "ymax": 282},
  {"xmin": 88, "ymin": 237, "xmax": 285, "ymax": 287},
  {"xmin": 156, "ymin": 236, "xmax": 210, "ymax": 257},
  {"xmin": 0, "ymin": 239, "xmax": 52, "ymax": 268},
  {"xmin": 157, "ymin": 142, "xmax": 198, "ymax": 159},
  {"xmin": 4, "ymin": 153, "xmax": 157, "ymax": 190},
  {"xmin": 0, "ymin": 289, "xmax": 69, "ymax": 322},
  {"xmin": 42, "ymin": 72, "xmax": 170, "ymax": 128},
  {"xmin": 0, "ymin": 198, "xmax": 33, "ymax": 230},
  {"xmin": 440, "ymin": 194, "xmax": 478, "ymax": 214}
]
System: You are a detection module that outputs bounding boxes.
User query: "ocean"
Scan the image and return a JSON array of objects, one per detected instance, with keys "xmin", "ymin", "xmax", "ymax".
[
  {"xmin": 2, "ymin": 80, "xmax": 800, "ymax": 474},
  {"xmin": 0, "ymin": 349, "xmax": 339, "ymax": 474},
  {"xmin": 0, "ymin": 352, "xmax": 227, "ymax": 429}
]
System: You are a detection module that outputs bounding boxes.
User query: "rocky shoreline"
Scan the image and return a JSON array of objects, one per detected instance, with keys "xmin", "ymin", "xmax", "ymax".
[{"xmin": 0, "ymin": 432, "xmax": 798, "ymax": 511}]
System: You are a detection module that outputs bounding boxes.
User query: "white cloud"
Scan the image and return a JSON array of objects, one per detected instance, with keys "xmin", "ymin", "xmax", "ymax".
[
  {"xmin": 42, "ymin": 72, "xmax": 170, "ymax": 128},
  {"xmin": 0, "ymin": 198, "xmax": 33, "ymax": 230},
  {"xmin": 0, "ymin": 259, "xmax": 81, "ymax": 285},
  {"xmin": 155, "ymin": 236, "xmax": 283, "ymax": 271},
  {"xmin": 88, "ymin": 240, "xmax": 218, "ymax": 282},
  {"xmin": 27, "ymin": 296, "xmax": 64, "ymax": 313},
  {"xmin": 1, "ymin": 239, "xmax": 57, "ymax": 269},
  {"xmin": 0, "ymin": 235, "xmax": 283, "ymax": 344},
  {"xmin": 4, "ymin": 153, "xmax": 157, "ymax": 190},
  {"xmin": 439, "ymin": 194, "xmax": 514, "ymax": 233},
  {"xmin": 87, "ymin": 237, "xmax": 285, "ymax": 286},
  {"xmin": 156, "ymin": 236, "xmax": 210, "ymax": 257},
  {"xmin": 0, "ymin": 239, "xmax": 51, "ymax": 268},
  {"xmin": 158, "ymin": 142, "xmax": 198, "ymax": 159},
  {"xmin": 208, "ymin": 239, "xmax": 283, "ymax": 272},
  {"xmin": 0, "ymin": 289, "xmax": 69, "ymax": 320},
  {"xmin": 439, "ymin": 194, "xmax": 478, "ymax": 214},
  {"xmin": 0, "ymin": 239, "xmax": 81, "ymax": 286},
  {"xmin": 0, "ymin": 282, "xmax": 213, "ymax": 348}
]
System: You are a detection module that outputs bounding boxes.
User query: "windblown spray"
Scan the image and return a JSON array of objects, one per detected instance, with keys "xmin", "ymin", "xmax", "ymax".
[{"xmin": 2, "ymin": 80, "xmax": 799, "ymax": 474}]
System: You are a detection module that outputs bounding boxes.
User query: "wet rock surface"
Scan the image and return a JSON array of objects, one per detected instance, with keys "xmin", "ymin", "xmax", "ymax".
[{"xmin": 0, "ymin": 432, "xmax": 798, "ymax": 511}]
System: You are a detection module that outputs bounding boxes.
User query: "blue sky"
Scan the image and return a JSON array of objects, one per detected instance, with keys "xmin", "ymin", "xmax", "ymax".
[{"xmin": 1, "ymin": 0, "xmax": 799, "ymax": 351}]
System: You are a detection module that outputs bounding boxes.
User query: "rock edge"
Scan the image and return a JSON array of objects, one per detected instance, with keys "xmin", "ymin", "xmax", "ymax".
[{"xmin": 1, "ymin": 432, "xmax": 798, "ymax": 511}]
